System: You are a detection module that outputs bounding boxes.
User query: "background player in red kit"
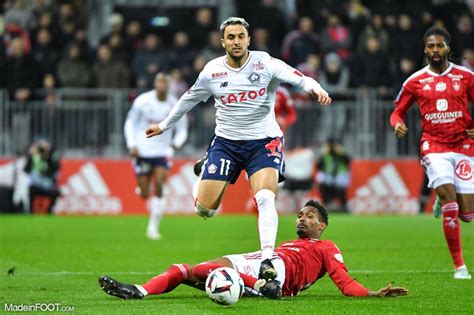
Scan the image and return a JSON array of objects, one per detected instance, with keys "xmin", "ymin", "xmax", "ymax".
[
  {"xmin": 98, "ymin": 200, "xmax": 408, "ymax": 300},
  {"xmin": 275, "ymin": 86, "xmax": 297, "ymax": 133},
  {"xmin": 390, "ymin": 27, "xmax": 474, "ymax": 280}
]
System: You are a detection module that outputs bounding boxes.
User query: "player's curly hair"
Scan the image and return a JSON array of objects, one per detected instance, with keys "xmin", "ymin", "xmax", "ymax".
[
  {"xmin": 304, "ymin": 200, "xmax": 329, "ymax": 225},
  {"xmin": 423, "ymin": 26, "xmax": 451, "ymax": 45}
]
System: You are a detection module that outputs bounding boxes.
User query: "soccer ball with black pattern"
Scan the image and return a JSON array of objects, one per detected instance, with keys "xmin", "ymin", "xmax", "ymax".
[{"xmin": 205, "ymin": 267, "xmax": 244, "ymax": 305}]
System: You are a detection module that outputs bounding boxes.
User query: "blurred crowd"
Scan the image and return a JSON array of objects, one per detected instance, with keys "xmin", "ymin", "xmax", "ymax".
[{"xmin": 1, "ymin": 0, "xmax": 473, "ymax": 102}]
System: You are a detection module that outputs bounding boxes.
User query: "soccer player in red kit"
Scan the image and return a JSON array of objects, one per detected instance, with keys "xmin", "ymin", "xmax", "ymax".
[
  {"xmin": 98, "ymin": 200, "xmax": 408, "ymax": 300},
  {"xmin": 390, "ymin": 27, "xmax": 474, "ymax": 280},
  {"xmin": 275, "ymin": 86, "xmax": 297, "ymax": 133}
]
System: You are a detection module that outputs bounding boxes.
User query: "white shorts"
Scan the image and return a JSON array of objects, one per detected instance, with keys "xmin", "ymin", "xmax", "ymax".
[
  {"xmin": 421, "ymin": 152, "xmax": 474, "ymax": 193},
  {"xmin": 224, "ymin": 251, "xmax": 286, "ymax": 290}
]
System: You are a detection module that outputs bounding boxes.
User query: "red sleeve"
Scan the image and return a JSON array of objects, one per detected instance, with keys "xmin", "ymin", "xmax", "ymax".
[
  {"xmin": 281, "ymin": 97, "xmax": 297, "ymax": 126},
  {"xmin": 390, "ymin": 81, "xmax": 416, "ymax": 128},
  {"xmin": 275, "ymin": 88, "xmax": 298, "ymax": 129},
  {"xmin": 323, "ymin": 241, "xmax": 369, "ymax": 297},
  {"xmin": 6, "ymin": 24, "xmax": 31, "ymax": 54}
]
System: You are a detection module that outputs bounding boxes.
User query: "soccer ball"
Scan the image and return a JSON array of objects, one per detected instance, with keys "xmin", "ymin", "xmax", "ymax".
[{"xmin": 205, "ymin": 267, "xmax": 244, "ymax": 305}]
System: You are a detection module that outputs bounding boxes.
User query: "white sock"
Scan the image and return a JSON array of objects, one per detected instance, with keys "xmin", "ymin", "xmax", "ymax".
[
  {"xmin": 147, "ymin": 196, "xmax": 164, "ymax": 233},
  {"xmin": 254, "ymin": 189, "xmax": 278, "ymax": 260},
  {"xmin": 134, "ymin": 284, "xmax": 148, "ymax": 296}
]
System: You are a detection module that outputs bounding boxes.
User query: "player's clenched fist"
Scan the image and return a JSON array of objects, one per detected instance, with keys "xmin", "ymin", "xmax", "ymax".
[
  {"xmin": 394, "ymin": 122, "xmax": 408, "ymax": 138},
  {"xmin": 145, "ymin": 124, "xmax": 163, "ymax": 138},
  {"xmin": 311, "ymin": 87, "xmax": 332, "ymax": 106}
]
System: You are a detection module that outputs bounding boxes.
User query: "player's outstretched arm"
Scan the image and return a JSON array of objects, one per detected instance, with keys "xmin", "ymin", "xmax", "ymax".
[
  {"xmin": 310, "ymin": 86, "xmax": 332, "ymax": 106},
  {"xmin": 368, "ymin": 284, "xmax": 408, "ymax": 297},
  {"xmin": 145, "ymin": 69, "xmax": 211, "ymax": 139},
  {"xmin": 268, "ymin": 56, "xmax": 331, "ymax": 106},
  {"xmin": 145, "ymin": 124, "xmax": 163, "ymax": 138},
  {"xmin": 326, "ymin": 253, "xmax": 408, "ymax": 298}
]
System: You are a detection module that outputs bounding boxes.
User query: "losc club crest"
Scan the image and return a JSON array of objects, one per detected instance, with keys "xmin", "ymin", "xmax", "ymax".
[
  {"xmin": 208, "ymin": 163, "xmax": 217, "ymax": 174},
  {"xmin": 248, "ymin": 72, "xmax": 260, "ymax": 83}
]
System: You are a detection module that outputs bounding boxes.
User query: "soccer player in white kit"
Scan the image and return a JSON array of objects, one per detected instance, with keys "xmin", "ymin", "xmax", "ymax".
[
  {"xmin": 146, "ymin": 17, "xmax": 331, "ymax": 279},
  {"xmin": 125, "ymin": 73, "xmax": 188, "ymax": 240}
]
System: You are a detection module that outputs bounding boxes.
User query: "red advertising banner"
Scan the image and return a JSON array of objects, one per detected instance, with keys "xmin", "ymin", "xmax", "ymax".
[
  {"xmin": 347, "ymin": 160, "xmax": 429, "ymax": 214},
  {"xmin": 0, "ymin": 158, "xmax": 433, "ymax": 215},
  {"xmin": 52, "ymin": 159, "xmax": 254, "ymax": 215}
]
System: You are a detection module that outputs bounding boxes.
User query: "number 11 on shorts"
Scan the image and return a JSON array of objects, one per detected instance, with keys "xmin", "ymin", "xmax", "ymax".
[{"xmin": 220, "ymin": 158, "xmax": 231, "ymax": 176}]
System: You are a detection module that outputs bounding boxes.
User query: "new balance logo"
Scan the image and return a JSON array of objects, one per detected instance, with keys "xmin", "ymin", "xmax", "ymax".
[
  {"xmin": 55, "ymin": 162, "xmax": 121, "ymax": 214},
  {"xmin": 348, "ymin": 163, "xmax": 417, "ymax": 214},
  {"xmin": 220, "ymin": 82, "xmax": 228, "ymax": 88}
]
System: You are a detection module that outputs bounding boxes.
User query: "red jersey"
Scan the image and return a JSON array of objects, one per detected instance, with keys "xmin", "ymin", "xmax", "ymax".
[
  {"xmin": 275, "ymin": 86, "xmax": 297, "ymax": 132},
  {"xmin": 390, "ymin": 63, "xmax": 474, "ymax": 156},
  {"xmin": 275, "ymin": 238, "xmax": 368, "ymax": 297}
]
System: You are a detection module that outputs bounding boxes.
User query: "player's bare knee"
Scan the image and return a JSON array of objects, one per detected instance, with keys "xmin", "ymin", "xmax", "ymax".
[
  {"xmin": 187, "ymin": 264, "xmax": 199, "ymax": 281},
  {"xmin": 135, "ymin": 186, "xmax": 149, "ymax": 199},
  {"xmin": 154, "ymin": 180, "xmax": 165, "ymax": 196},
  {"xmin": 195, "ymin": 199, "xmax": 217, "ymax": 218},
  {"xmin": 435, "ymin": 184, "xmax": 457, "ymax": 202},
  {"xmin": 438, "ymin": 195, "xmax": 457, "ymax": 204},
  {"xmin": 196, "ymin": 191, "xmax": 222, "ymax": 209},
  {"xmin": 196, "ymin": 197, "xmax": 217, "ymax": 209}
]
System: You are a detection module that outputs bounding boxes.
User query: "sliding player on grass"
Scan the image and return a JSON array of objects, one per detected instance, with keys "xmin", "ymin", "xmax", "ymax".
[{"xmin": 99, "ymin": 200, "xmax": 408, "ymax": 300}]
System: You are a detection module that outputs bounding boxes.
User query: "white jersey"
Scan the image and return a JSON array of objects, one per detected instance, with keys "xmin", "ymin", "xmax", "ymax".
[
  {"xmin": 124, "ymin": 90, "xmax": 188, "ymax": 158},
  {"xmin": 158, "ymin": 51, "xmax": 322, "ymax": 140}
]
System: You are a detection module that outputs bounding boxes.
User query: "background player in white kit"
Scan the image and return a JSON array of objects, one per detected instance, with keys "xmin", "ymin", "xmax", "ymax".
[
  {"xmin": 146, "ymin": 17, "xmax": 331, "ymax": 280},
  {"xmin": 125, "ymin": 73, "xmax": 188, "ymax": 240},
  {"xmin": 391, "ymin": 27, "xmax": 474, "ymax": 279}
]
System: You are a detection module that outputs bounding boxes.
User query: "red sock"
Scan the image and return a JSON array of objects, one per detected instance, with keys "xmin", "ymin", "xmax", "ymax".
[
  {"xmin": 459, "ymin": 211, "xmax": 474, "ymax": 222},
  {"xmin": 192, "ymin": 262, "xmax": 258, "ymax": 288},
  {"xmin": 142, "ymin": 264, "xmax": 190, "ymax": 295},
  {"xmin": 442, "ymin": 202, "xmax": 464, "ymax": 268}
]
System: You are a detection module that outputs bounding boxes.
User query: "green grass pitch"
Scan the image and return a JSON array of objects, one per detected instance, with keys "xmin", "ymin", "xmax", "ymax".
[{"xmin": 0, "ymin": 213, "xmax": 472, "ymax": 314}]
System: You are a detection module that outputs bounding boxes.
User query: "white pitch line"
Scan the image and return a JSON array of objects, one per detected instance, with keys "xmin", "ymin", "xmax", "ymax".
[
  {"xmin": 11, "ymin": 271, "xmax": 158, "ymax": 276},
  {"xmin": 351, "ymin": 269, "xmax": 452, "ymax": 274},
  {"xmin": 7, "ymin": 270, "xmax": 453, "ymax": 276}
]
